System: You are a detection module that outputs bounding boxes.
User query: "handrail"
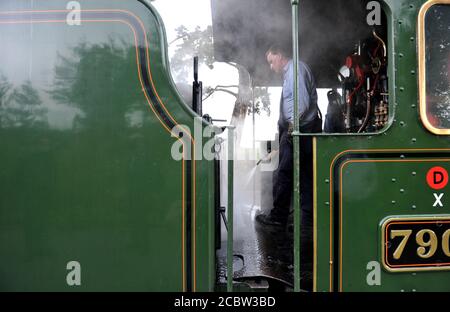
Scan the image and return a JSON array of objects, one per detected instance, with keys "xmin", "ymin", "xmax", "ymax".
[
  {"xmin": 225, "ymin": 125, "xmax": 235, "ymax": 292},
  {"xmin": 291, "ymin": 0, "xmax": 301, "ymax": 293}
]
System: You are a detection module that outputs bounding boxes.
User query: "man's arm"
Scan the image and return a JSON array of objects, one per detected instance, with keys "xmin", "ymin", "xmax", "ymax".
[{"xmin": 297, "ymin": 62, "xmax": 313, "ymax": 120}]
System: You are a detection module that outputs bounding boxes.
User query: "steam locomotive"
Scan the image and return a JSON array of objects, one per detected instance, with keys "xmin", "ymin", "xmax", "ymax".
[{"xmin": 0, "ymin": 0, "xmax": 449, "ymax": 292}]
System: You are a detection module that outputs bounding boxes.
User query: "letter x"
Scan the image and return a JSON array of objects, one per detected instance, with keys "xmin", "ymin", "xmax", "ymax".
[{"xmin": 433, "ymin": 193, "xmax": 444, "ymax": 207}]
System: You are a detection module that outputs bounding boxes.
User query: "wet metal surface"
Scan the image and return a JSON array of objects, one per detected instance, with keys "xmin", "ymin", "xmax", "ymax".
[
  {"xmin": 216, "ymin": 157, "xmax": 294, "ymax": 289},
  {"xmin": 217, "ymin": 203, "xmax": 294, "ymax": 288}
]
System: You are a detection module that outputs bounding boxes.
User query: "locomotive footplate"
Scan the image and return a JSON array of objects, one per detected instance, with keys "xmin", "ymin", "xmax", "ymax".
[
  {"xmin": 216, "ymin": 203, "xmax": 294, "ymax": 290},
  {"xmin": 232, "ymin": 220, "xmax": 294, "ymax": 289}
]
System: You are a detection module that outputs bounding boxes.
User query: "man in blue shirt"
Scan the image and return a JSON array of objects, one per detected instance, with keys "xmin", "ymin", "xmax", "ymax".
[
  {"xmin": 271, "ymin": 50, "xmax": 320, "ymax": 130},
  {"xmin": 256, "ymin": 45, "xmax": 322, "ymax": 290}
]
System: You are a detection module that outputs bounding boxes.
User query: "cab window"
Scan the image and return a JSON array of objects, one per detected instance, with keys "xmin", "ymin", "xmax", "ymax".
[
  {"xmin": 425, "ymin": 4, "xmax": 450, "ymax": 129},
  {"xmin": 420, "ymin": 2, "xmax": 450, "ymax": 134}
]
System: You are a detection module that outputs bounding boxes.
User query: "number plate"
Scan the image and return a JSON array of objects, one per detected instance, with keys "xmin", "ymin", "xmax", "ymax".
[{"xmin": 381, "ymin": 217, "xmax": 450, "ymax": 272}]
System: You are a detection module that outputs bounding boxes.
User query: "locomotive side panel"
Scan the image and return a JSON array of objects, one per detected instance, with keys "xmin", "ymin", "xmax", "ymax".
[
  {"xmin": 0, "ymin": 0, "xmax": 215, "ymax": 291},
  {"xmin": 315, "ymin": 0, "xmax": 450, "ymax": 291}
]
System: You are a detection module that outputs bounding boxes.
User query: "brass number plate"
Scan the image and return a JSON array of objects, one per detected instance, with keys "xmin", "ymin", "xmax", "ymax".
[{"xmin": 381, "ymin": 217, "xmax": 450, "ymax": 272}]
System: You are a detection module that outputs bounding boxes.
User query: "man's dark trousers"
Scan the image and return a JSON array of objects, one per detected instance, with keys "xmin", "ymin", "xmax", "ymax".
[{"xmin": 271, "ymin": 118, "xmax": 321, "ymax": 289}]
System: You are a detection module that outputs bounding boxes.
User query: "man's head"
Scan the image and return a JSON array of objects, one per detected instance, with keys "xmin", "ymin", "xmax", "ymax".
[{"xmin": 266, "ymin": 45, "xmax": 291, "ymax": 74}]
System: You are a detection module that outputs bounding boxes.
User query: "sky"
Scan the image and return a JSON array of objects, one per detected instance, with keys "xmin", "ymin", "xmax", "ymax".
[{"xmin": 151, "ymin": 0, "xmax": 213, "ymax": 45}]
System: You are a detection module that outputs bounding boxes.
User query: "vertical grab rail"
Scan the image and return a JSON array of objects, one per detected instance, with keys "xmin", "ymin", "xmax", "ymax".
[
  {"xmin": 291, "ymin": 0, "xmax": 301, "ymax": 292},
  {"xmin": 226, "ymin": 126, "xmax": 235, "ymax": 292}
]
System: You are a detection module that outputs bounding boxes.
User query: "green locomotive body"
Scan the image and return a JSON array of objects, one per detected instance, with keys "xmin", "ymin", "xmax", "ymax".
[{"xmin": 0, "ymin": 0, "xmax": 449, "ymax": 292}]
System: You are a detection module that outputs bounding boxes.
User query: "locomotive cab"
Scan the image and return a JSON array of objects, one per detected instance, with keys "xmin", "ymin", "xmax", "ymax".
[{"xmin": 202, "ymin": 0, "xmax": 390, "ymax": 291}]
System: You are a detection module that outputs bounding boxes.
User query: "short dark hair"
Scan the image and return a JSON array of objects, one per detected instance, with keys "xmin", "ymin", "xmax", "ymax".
[{"xmin": 265, "ymin": 44, "xmax": 292, "ymax": 59}]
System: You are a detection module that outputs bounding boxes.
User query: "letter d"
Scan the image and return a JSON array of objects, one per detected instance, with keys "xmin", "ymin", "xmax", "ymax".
[{"xmin": 434, "ymin": 172, "xmax": 444, "ymax": 184}]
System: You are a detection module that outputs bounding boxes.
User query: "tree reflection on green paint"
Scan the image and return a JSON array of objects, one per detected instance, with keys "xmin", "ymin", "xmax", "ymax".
[
  {"xmin": 49, "ymin": 38, "xmax": 145, "ymax": 130},
  {"xmin": 0, "ymin": 76, "xmax": 47, "ymax": 128}
]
